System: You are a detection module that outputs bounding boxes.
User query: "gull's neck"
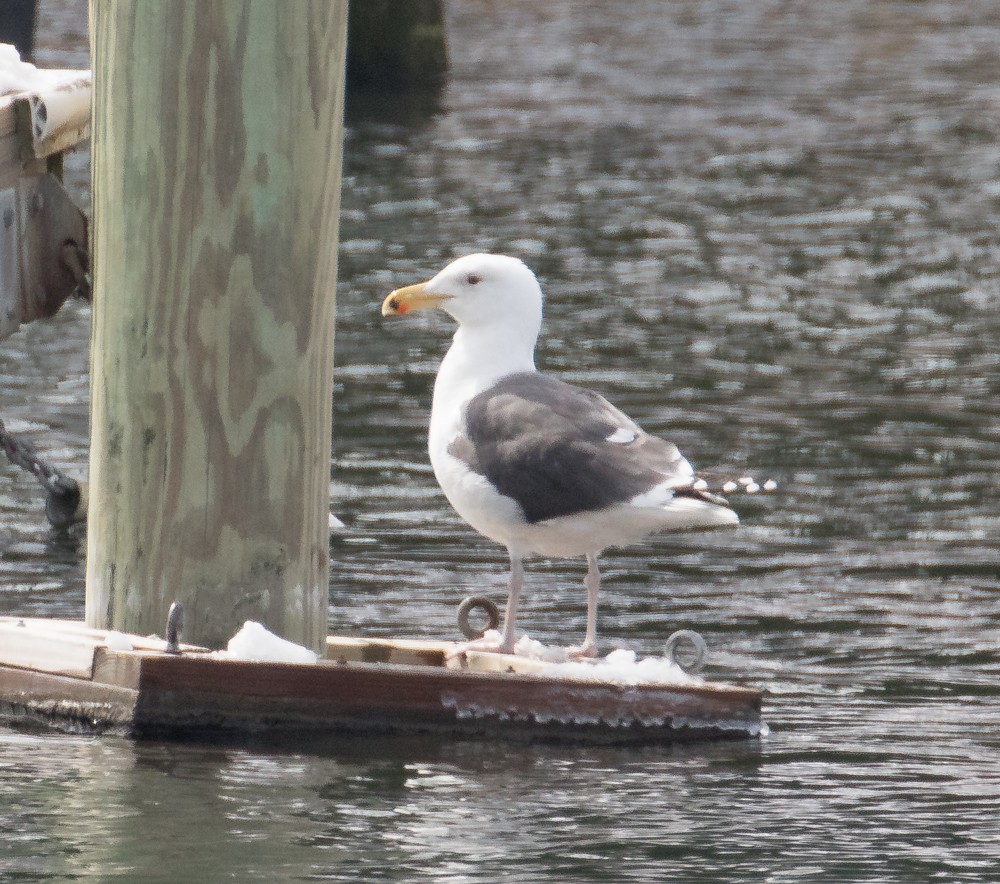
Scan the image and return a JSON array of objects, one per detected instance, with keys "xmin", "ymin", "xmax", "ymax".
[{"xmin": 433, "ymin": 322, "xmax": 538, "ymax": 413}]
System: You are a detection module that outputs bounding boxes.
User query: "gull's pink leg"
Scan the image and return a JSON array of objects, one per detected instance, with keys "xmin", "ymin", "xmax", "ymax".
[
  {"xmin": 447, "ymin": 551, "xmax": 523, "ymax": 658},
  {"xmin": 567, "ymin": 553, "xmax": 600, "ymax": 659}
]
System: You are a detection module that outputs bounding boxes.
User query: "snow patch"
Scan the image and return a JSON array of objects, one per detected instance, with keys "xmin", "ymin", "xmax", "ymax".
[
  {"xmin": 214, "ymin": 621, "xmax": 318, "ymax": 664},
  {"xmin": 103, "ymin": 631, "xmax": 134, "ymax": 651},
  {"xmin": 541, "ymin": 648, "xmax": 703, "ymax": 687},
  {"xmin": 0, "ymin": 43, "xmax": 63, "ymax": 96},
  {"xmin": 475, "ymin": 631, "xmax": 705, "ymax": 686}
]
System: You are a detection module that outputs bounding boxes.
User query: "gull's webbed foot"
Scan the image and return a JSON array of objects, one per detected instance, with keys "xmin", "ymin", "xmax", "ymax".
[
  {"xmin": 445, "ymin": 629, "xmax": 515, "ymax": 660},
  {"xmin": 566, "ymin": 640, "xmax": 598, "ymax": 660}
]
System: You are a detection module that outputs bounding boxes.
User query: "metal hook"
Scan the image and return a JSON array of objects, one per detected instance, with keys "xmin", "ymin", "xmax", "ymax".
[{"xmin": 164, "ymin": 601, "xmax": 184, "ymax": 654}]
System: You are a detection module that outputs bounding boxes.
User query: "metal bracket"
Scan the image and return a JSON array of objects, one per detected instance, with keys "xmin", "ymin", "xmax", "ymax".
[{"xmin": 0, "ymin": 172, "xmax": 89, "ymax": 340}]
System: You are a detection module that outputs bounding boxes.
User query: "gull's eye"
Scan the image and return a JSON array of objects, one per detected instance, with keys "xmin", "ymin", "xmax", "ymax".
[{"xmin": 466, "ymin": 273, "xmax": 482, "ymax": 285}]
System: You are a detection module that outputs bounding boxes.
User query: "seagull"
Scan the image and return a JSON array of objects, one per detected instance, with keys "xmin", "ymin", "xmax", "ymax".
[{"xmin": 382, "ymin": 254, "xmax": 742, "ymax": 657}]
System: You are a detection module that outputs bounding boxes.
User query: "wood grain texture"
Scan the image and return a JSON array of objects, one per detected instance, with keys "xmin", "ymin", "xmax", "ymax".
[
  {"xmin": 0, "ymin": 621, "xmax": 762, "ymax": 743},
  {"xmin": 0, "ymin": 621, "xmax": 99, "ymax": 679},
  {"xmin": 124, "ymin": 653, "xmax": 762, "ymax": 742},
  {"xmin": 86, "ymin": 1, "xmax": 348, "ymax": 652}
]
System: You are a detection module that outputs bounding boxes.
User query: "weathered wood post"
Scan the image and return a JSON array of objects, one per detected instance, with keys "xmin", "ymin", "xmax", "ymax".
[
  {"xmin": 345, "ymin": 0, "xmax": 447, "ymax": 90},
  {"xmin": 86, "ymin": 1, "xmax": 348, "ymax": 652},
  {"xmin": 0, "ymin": 0, "xmax": 37, "ymax": 60}
]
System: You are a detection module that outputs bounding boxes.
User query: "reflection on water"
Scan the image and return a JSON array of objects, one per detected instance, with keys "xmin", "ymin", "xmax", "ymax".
[
  {"xmin": 3, "ymin": 0, "xmax": 1000, "ymax": 881},
  {"xmin": 3, "ymin": 720, "xmax": 998, "ymax": 882}
]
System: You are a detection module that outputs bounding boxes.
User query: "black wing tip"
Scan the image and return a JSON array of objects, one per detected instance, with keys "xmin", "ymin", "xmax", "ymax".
[{"xmin": 672, "ymin": 486, "xmax": 732, "ymax": 508}]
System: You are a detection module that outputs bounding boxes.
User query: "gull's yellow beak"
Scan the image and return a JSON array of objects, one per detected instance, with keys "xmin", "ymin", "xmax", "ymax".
[{"xmin": 381, "ymin": 282, "xmax": 449, "ymax": 316}]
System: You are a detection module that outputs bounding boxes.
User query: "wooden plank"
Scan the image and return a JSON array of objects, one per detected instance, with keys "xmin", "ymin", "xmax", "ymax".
[
  {"xmin": 0, "ymin": 72, "xmax": 91, "ymax": 189},
  {"xmin": 115, "ymin": 653, "xmax": 762, "ymax": 743},
  {"xmin": 0, "ymin": 617, "xmax": 208, "ymax": 654},
  {"xmin": 326, "ymin": 635, "xmax": 452, "ymax": 666},
  {"xmin": 0, "ymin": 620, "xmax": 98, "ymax": 678},
  {"xmin": 0, "ymin": 95, "xmax": 24, "ymax": 187},
  {"xmin": 0, "ymin": 664, "xmax": 138, "ymax": 734},
  {"xmin": 457, "ymin": 650, "xmax": 555, "ymax": 676},
  {"xmin": 0, "ymin": 621, "xmax": 763, "ymax": 743},
  {"xmin": 12, "ymin": 73, "xmax": 91, "ymax": 161},
  {"xmin": 91, "ymin": 647, "xmax": 143, "ymax": 689},
  {"xmin": 0, "ymin": 184, "xmax": 17, "ymax": 331}
]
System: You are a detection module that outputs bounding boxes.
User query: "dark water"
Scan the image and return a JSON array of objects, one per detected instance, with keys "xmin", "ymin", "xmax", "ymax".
[{"xmin": 3, "ymin": 1, "xmax": 1000, "ymax": 881}]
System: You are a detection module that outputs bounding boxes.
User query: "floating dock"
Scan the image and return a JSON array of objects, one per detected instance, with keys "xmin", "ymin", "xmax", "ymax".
[{"xmin": 0, "ymin": 618, "xmax": 763, "ymax": 745}]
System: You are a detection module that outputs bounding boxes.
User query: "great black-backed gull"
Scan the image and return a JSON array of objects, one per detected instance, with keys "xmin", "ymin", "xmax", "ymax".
[{"xmin": 382, "ymin": 254, "xmax": 750, "ymax": 657}]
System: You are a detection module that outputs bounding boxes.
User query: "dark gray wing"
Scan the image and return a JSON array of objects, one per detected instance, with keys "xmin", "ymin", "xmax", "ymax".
[{"xmin": 448, "ymin": 372, "xmax": 703, "ymax": 523}]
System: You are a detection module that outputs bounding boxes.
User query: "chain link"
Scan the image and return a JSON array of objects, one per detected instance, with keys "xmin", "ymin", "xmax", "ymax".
[
  {"xmin": 59, "ymin": 239, "xmax": 91, "ymax": 302},
  {"xmin": 0, "ymin": 241, "xmax": 89, "ymax": 526},
  {"xmin": 0, "ymin": 417, "xmax": 83, "ymax": 527}
]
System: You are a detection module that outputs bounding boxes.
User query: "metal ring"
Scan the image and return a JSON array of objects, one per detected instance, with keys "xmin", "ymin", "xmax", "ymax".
[
  {"xmin": 457, "ymin": 596, "xmax": 500, "ymax": 639},
  {"xmin": 664, "ymin": 629, "xmax": 707, "ymax": 674},
  {"xmin": 44, "ymin": 477, "xmax": 82, "ymax": 529}
]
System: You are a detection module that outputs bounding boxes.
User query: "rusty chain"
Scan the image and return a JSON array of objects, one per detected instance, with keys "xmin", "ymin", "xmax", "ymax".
[
  {"xmin": 59, "ymin": 239, "xmax": 91, "ymax": 301},
  {"xmin": 0, "ymin": 237, "xmax": 89, "ymax": 527},
  {"xmin": 0, "ymin": 417, "xmax": 83, "ymax": 528}
]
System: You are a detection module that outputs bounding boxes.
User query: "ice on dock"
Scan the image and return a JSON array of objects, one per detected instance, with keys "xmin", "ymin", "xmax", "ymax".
[
  {"xmin": 476, "ymin": 630, "xmax": 704, "ymax": 686},
  {"xmin": 215, "ymin": 621, "xmax": 318, "ymax": 664},
  {"xmin": 541, "ymin": 648, "xmax": 703, "ymax": 687},
  {"xmin": 0, "ymin": 44, "xmax": 65, "ymax": 96},
  {"xmin": 103, "ymin": 631, "xmax": 134, "ymax": 652}
]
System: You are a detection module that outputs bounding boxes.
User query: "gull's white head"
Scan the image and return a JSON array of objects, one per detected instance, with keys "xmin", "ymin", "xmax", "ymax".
[{"xmin": 382, "ymin": 254, "xmax": 544, "ymax": 337}]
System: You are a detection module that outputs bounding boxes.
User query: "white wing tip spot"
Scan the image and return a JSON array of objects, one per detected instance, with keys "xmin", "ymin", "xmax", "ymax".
[{"xmin": 606, "ymin": 427, "xmax": 637, "ymax": 444}]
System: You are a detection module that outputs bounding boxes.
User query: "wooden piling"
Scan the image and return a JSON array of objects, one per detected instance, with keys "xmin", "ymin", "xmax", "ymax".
[
  {"xmin": 346, "ymin": 0, "xmax": 448, "ymax": 91},
  {"xmin": 86, "ymin": 1, "xmax": 348, "ymax": 652},
  {"xmin": 0, "ymin": 0, "xmax": 37, "ymax": 61}
]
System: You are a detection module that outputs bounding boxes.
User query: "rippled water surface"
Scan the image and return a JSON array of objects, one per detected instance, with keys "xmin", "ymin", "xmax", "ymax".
[{"xmin": 3, "ymin": 1, "xmax": 1000, "ymax": 881}]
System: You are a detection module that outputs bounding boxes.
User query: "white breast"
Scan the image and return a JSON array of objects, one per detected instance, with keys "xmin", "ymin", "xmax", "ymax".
[{"xmin": 428, "ymin": 337, "xmax": 530, "ymax": 550}]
